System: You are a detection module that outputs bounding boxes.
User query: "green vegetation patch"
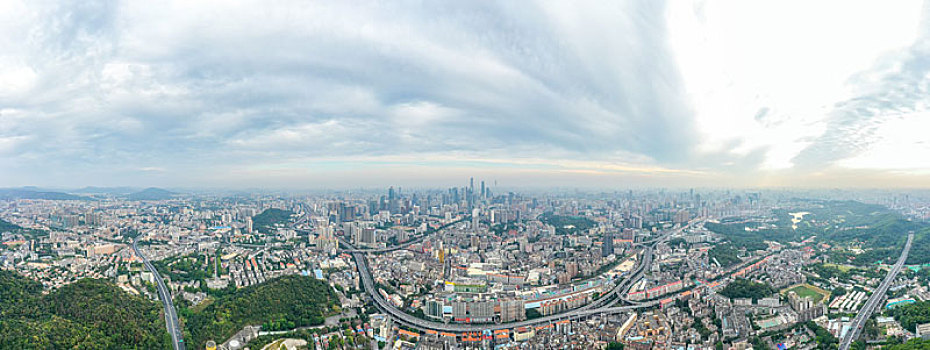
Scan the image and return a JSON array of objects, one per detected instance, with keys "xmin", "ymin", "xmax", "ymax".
[
  {"xmin": 0, "ymin": 270, "xmax": 169, "ymax": 349},
  {"xmin": 183, "ymin": 275, "xmax": 339, "ymax": 349},
  {"xmin": 251, "ymin": 208, "xmax": 295, "ymax": 234},
  {"xmin": 718, "ymin": 278, "xmax": 776, "ymax": 301},
  {"xmin": 153, "ymin": 253, "xmax": 221, "ymax": 284},
  {"xmin": 0, "ymin": 218, "xmax": 49, "ymax": 241},
  {"xmin": 708, "ymin": 244, "xmax": 742, "ymax": 267},
  {"xmin": 822, "ymin": 263, "xmax": 853, "ymax": 272},
  {"xmin": 539, "ymin": 213, "xmax": 596, "ymax": 235},
  {"xmin": 782, "ymin": 284, "xmax": 829, "ymax": 303},
  {"xmin": 889, "ymin": 300, "xmax": 930, "ymax": 332},
  {"xmin": 709, "ymin": 200, "xmax": 930, "ymax": 266}
]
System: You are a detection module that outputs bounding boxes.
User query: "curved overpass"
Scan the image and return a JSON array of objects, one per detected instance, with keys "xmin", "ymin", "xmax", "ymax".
[
  {"xmin": 352, "ymin": 249, "xmax": 662, "ymax": 332},
  {"xmin": 349, "ymin": 220, "xmax": 700, "ymax": 332}
]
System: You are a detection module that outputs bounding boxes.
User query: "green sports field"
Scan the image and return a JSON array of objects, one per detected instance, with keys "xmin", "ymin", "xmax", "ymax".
[{"xmin": 782, "ymin": 283, "xmax": 830, "ymax": 303}]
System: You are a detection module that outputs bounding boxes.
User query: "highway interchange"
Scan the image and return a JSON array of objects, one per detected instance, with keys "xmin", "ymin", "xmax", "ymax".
[
  {"xmin": 134, "ymin": 213, "xmax": 774, "ymax": 344},
  {"xmin": 344, "ymin": 220, "xmax": 696, "ymax": 333},
  {"xmin": 839, "ymin": 232, "xmax": 914, "ymax": 350}
]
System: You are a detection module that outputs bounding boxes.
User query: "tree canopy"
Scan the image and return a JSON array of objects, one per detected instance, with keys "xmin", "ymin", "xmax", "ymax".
[
  {"xmin": 183, "ymin": 275, "xmax": 339, "ymax": 349},
  {"xmin": 718, "ymin": 278, "xmax": 776, "ymax": 301},
  {"xmin": 0, "ymin": 270, "xmax": 170, "ymax": 349}
]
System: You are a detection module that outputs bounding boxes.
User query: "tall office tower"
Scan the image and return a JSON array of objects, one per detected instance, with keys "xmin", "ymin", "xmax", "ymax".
[
  {"xmin": 470, "ymin": 177, "xmax": 474, "ymax": 193},
  {"xmin": 472, "ymin": 208, "xmax": 480, "ymax": 231},
  {"xmin": 360, "ymin": 227, "xmax": 376, "ymax": 245},
  {"xmin": 345, "ymin": 222, "xmax": 360, "ymax": 245},
  {"xmin": 602, "ymin": 234, "xmax": 614, "ymax": 257},
  {"xmin": 480, "ymin": 181, "xmax": 485, "ymax": 199}
]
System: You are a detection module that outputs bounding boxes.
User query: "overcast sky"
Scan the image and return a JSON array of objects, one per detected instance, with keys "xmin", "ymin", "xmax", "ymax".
[{"xmin": 2, "ymin": 0, "xmax": 929, "ymax": 189}]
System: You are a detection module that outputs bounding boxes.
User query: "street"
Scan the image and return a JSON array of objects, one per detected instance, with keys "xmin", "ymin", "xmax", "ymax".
[{"xmin": 133, "ymin": 238, "xmax": 187, "ymax": 350}]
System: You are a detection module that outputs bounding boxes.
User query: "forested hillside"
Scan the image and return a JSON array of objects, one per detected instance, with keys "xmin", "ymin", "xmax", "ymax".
[
  {"xmin": 250, "ymin": 208, "xmax": 294, "ymax": 233},
  {"xmin": 183, "ymin": 275, "xmax": 339, "ymax": 349},
  {"xmin": 0, "ymin": 270, "xmax": 170, "ymax": 349},
  {"xmin": 706, "ymin": 200, "xmax": 930, "ymax": 265}
]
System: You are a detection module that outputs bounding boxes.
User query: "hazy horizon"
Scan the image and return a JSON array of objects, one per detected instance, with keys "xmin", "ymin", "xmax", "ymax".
[{"xmin": 3, "ymin": 1, "xmax": 930, "ymax": 188}]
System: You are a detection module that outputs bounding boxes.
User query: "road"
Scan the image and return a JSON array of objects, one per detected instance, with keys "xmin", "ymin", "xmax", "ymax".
[
  {"xmin": 348, "ymin": 220, "xmax": 698, "ymax": 332},
  {"xmin": 352, "ymin": 248, "xmax": 660, "ymax": 332},
  {"xmin": 133, "ymin": 238, "xmax": 186, "ymax": 350},
  {"xmin": 839, "ymin": 232, "xmax": 914, "ymax": 350}
]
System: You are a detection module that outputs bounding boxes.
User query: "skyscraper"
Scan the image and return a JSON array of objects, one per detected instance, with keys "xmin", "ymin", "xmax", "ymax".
[{"xmin": 602, "ymin": 234, "xmax": 614, "ymax": 257}]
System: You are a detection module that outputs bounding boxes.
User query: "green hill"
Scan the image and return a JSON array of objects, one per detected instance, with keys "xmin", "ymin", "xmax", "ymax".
[
  {"xmin": 0, "ymin": 218, "xmax": 49, "ymax": 241},
  {"xmin": 718, "ymin": 278, "xmax": 776, "ymax": 301},
  {"xmin": 0, "ymin": 218, "xmax": 23, "ymax": 233},
  {"xmin": 0, "ymin": 270, "xmax": 170, "ymax": 349},
  {"xmin": 183, "ymin": 275, "xmax": 339, "ymax": 349},
  {"xmin": 251, "ymin": 208, "xmax": 294, "ymax": 233},
  {"xmin": 127, "ymin": 187, "xmax": 177, "ymax": 201},
  {"xmin": 706, "ymin": 200, "xmax": 930, "ymax": 265},
  {"xmin": 0, "ymin": 188, "xmax": 86, "ymax": 200}
]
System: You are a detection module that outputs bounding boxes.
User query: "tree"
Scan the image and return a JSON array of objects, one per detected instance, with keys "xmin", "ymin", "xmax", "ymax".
[
  {"xmin": 0, "ymin": 270, "xmax": 170, "ymax": 349},
  {"xmin": 607, "ymin": 342, "xmax": 625, "ymax": 350},
  {"xmin": 718, "ymin": 278, "xmax": 776, "ymax": 301},
  {"xmin": 184, "ymin": 275, "xmax": 339, "ymax": 349},
  {"xmin": 526, "ymin": 308, "xmax": 542, "ymax": 319}
]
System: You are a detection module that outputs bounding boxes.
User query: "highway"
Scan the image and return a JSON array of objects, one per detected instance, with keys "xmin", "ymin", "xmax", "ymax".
[
  {"xmin": 348, "ymin": 220, "xmax": 696, "ymax": 333},
  {"xmin": 839, "ymin": 232, "xmax": 914, "ymax": 350},
  {"xmin": 133, "ymin": 238, "xmax": 186, "ymax": 350},
  {"xmin": 352, "ymin": 248, "xmax": 660, "ymax": 332}
]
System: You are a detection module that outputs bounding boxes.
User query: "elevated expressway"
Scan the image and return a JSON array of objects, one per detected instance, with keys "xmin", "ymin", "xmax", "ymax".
[
  {"xmin": 345, "ymin": 220, "xmax": 700, "ymax": 333},
  {"xmin": 133, "ymin": 237, "xmax": 187, "ymax": 350},
  {"xmin": 839, "ymin": 233, "xmax": 914, "ymax": 350}
]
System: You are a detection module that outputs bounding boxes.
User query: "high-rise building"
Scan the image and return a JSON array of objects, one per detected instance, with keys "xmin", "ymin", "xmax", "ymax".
[
  {"xmin": 426, "ymin": 300, "xmax": 444, "ymax": 320},
  {"xmin": 499, "ymin": 299, "xmax": 526, "ymax": 322},
  {"xmin": 360, "ymin": 227, "xmax": 376, "ymax": 245},
  {"xmin": 566, "ymin": 262, "xmax": 578, "ymax": 278},
  {"xmin": 602, "ymin": 234, "xmax": 614, "ymax": 257},
  {"xmin": 620, "ymin": 228, "xmax": 636, "ymax": 242}
]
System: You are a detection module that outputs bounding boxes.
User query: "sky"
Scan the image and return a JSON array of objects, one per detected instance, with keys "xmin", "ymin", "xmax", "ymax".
[{"xmin": 1, "ymin": 0, "xmax": 929, "ymax": 189}]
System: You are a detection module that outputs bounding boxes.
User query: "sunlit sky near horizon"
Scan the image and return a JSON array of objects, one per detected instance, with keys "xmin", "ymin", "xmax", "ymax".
[{"xmin": 2, "ymin": 0, "xmax": 929, "ymax": 189}]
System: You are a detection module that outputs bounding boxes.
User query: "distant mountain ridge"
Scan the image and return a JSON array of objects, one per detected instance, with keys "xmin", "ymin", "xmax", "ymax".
[
  {"xmin": 72, "ymin": 186, "xmax": 139, "ymax": 194},
  {"xmin": 0, "ymin": 188, "xmax": 87, "ymax": 200},
  {"xmin": 126, "ymin": 187, "xmax": 177, "ymax": 201}
]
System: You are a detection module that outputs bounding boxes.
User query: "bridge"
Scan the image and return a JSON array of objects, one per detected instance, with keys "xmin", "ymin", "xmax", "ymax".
[
  {"xmin": 346, "ymin": 220, "xmax": 700, "ymax": 333},
  {"xmin": 839, "ymin": 232, "xmax": 914, "ymax": 350},
  {"xmin": 133, "ymin": 237, "xmax": 186, "ymax": 350}
]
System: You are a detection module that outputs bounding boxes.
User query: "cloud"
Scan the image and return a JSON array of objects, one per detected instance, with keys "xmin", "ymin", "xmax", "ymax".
[
  {"xmin": 792, "ymin": 2, "xmax": 930, "ymax": 171},
  {"xmin": 0, "ymin": 0, "xmax": 927, "ymax": 188}
]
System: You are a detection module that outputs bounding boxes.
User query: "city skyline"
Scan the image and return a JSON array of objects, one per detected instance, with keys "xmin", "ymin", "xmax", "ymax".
[{"xmin": 2, "ymin": 0, "xmax": 930, "ymax": 188}]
